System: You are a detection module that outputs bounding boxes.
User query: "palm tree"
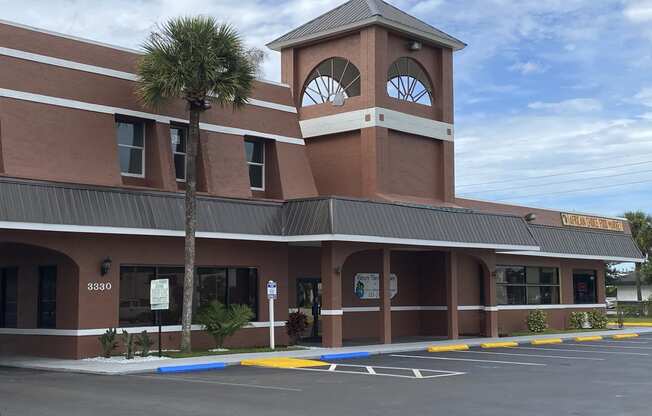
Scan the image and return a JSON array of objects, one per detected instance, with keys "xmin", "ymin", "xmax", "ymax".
[
  {"xmin": 137, "ymin": 16, "xmax": 255, "ymax": 352},
  {"xmin": 623, "ymin": 211, "xmax": 652, "ymax": 301}
]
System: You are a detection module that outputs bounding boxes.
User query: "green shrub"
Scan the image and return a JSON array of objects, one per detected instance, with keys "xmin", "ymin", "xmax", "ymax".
[
  {"xmin": 286, "ymin": 312, "xmax": 309, "ymax": 345},
  {"xmin": 135, "ymin": 330, "xmax": 153, "ymax": 356},
  {"xmin": 526, "ymin": 310, "xmax": 548, "ymax": 333},
  {"xmin": 122, "ymin": 330, "xmax": 135, "ymax": 360},
  {"xmin": 98, "ymin": 328, "xmax": 118, "ymax": 358},
  {"xmin": 587, "ymin": 309, "xmax": 608, "ymax": 329},
  {"xmin": 568, "ymin": 312, "xmax": 586, "ymax": 330},
  {"xmin": 197, "ymin": 301, "xmax": 254, "ymax": 349}
]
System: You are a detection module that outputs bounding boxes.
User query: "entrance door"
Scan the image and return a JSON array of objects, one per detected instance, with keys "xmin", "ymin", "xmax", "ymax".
[
  {"xmin": 0, "ymin": 268, "xmax": 18, "ymax": 328},
  {"xmin": 296, "ymin": 278, "xmax": 321, "ymax": 340}
]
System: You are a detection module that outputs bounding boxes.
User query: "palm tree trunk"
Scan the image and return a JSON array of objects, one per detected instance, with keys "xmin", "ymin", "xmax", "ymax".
[
  {"xmin": 180, "ymin": 107, "xmax": 201, "ymax": 353},
  {"xmin": 635, "ymin": 263, "xmax": 643, "ymax": 302}
]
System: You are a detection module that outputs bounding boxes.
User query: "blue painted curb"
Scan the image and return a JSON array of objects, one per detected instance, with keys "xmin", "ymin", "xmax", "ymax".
[
  {"xmin": 157, "ymin": 362, "xmax": 227, "ymax": 373},
  {"xmin": 320, "ymin": 352, "xmax": 371, "ymax": 360}
]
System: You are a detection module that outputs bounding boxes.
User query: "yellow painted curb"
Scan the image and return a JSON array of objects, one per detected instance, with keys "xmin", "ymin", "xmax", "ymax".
[
  {"xmin": 612, "ymin": 334, "xmax": 640, "ymax": 339},
  {"xmin": 481, "ymin": 342, "xmax": 518, "ymax": 348},
  {"xmin": 574, "ymin": 336, "xmax": 603, "ymax": 342},
  {"xmin": 240, "ymin": 358, "xmax": 327, "ymax": 368},
  {"xmin": 427, "ymin": 344, "xmax": 469, "ymax": 352},
  {"xmin": 531, "ymin": 338, "xmax": 562, "ymax": 345},
  {"xmin": 609, "ymin": 322, "xmax": 652, "ymax": 327}
]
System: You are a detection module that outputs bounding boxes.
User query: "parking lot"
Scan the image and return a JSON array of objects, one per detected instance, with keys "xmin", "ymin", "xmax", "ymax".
[{"xmin": 2, "ymin": 334, "xmax": 652, "ymax": 415}]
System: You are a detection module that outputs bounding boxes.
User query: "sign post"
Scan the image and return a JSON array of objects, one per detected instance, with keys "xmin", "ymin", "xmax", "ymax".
[
  {"xmin": 266, "ymin": 280, "xmax": 277, "ymax": 350},
  {"xmin": 150, "ymin": 278, "xmax": 169, "ymax": 358}
]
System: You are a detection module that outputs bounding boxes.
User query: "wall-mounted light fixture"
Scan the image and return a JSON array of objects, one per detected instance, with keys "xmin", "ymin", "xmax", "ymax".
[
  {"xmin": 100, "ymin": 257, "xmax": 112, "ymax": 276},
  {"xmin": 524, "ymin": 213, "xmax": 537, "ymax": 223},
  {"xmin": 334, "ymin": 265, "xmax": 342, "ymax": 275},
  {"xmin": 408, "ymin": 40, "xmax": 422, "ymax": 51}
]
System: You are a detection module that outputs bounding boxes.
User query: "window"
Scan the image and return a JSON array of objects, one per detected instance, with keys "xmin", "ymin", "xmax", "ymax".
[
  {"xmin": 38, "ymin": 266, "xmax": 57, "ymax": 329},
  {"xmin": 244, "ymin": 140, "xmax": 264, "ymax": 190},
  {"xmin": 119, "ymin": 265, "xmax": 258, "ymax": 326},
  {"xmin": 387, "ymin": 57, "xmax": 433, "ymax": 106},
  {"xmin": 119, "ymin": 266, "xmax": 184, "ymax": 326},
  {"xmin": 170, "ymin": 125, "xmax": 187, "ymax": 181},
  {"xmin": 116, "ymin": 120, "xmax": 145, "ymax": 177},
  {"xmin": 573, "ymin": 270, "xmax": 597, "ymax": 304},
  {"xmin": 496, "ymin": 266, "xmax": 560, "ymax": 305},
  {"xmin": 195, "ymin": 267, "xmax": 258, "ymax": 320},
  {"xmin": 0, "ymin": 268, "xmax": 17, "ymax": 328},
  {"xmin": 301, "ymin": 57, "xmax": 361, "ymax": 107}
]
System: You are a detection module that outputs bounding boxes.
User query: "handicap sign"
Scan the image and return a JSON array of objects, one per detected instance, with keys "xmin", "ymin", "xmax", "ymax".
[{"xmin": 267, "ymin": 280, "xmax": 278, "ymax": 300}]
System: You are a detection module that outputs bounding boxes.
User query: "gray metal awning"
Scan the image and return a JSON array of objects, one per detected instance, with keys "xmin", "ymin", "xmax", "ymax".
[
  {"xmin": 0, "ymin": 178, "xmax": 536, "ymax": 250},
  {"xmin": 499, "ymin": 224, "xmax": 645, "ymax": 263}
]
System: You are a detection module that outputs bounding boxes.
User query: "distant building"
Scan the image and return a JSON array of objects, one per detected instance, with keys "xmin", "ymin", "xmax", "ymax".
[{"xmin": 613, "ymin": 272, "xmax": 652, "ymax": 301}]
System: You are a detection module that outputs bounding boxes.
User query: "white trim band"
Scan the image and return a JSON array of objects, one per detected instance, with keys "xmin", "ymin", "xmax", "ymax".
[
  {"xmin": 497, "ymin": 250, "xmax": 645, "ymax": 263},
  {"xmin": 0, "ymin": 221, "xmax": 541, "ymax": 251},
  {"xmin": 299, "ymin": 107, "xmax": 454, "ymax": 141},
  {"xmin": 0, "ymin": 88, "xmax": 304, "ymax": 145},
  {"xmin": 320, "ymin": 309, "xmax": 344, "ymax": 316},
  {"xmin": 0, "ymin": 47, "xmax": 296, "ymax": 113},
  {"xmin": 338, "ymin": 304, "xmax": 607, "ymax": 313},
  {"xmin": 0, "ymin": 322, "xmax": 286, "ymax": 337}
]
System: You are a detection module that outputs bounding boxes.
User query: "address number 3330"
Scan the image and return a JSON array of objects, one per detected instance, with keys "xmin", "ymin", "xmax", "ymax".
[{"xmin": 87, "ymin": 282, "xmax": 112, "ymax": 291}]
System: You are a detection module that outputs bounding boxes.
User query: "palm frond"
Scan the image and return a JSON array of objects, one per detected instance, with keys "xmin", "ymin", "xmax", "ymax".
[{"xmin": 136, "ymin": 16, "xmax": 255, "ymax": 110}]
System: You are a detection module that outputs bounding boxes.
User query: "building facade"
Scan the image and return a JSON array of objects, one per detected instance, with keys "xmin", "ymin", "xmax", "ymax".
[{"xmin": 0, "ymin": 0, "xmax": 644, "ymax": 358}]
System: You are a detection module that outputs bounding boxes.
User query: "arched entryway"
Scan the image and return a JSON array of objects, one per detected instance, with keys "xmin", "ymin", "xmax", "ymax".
[{"xmin": 0, "ymin": 243, "xmax": 80, "ymax": 356}]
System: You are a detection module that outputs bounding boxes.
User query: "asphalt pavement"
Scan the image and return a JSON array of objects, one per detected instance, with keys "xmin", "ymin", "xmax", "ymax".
[{"xmin": 2, "ymin": 334, "xmax": 652, "ymax": 415}]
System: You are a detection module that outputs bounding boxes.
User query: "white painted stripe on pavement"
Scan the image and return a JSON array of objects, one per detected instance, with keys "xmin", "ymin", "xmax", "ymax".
[
  {"xmin": 512, "ymin": 347, "xmax": 649, "ymax": 356},
  {"xmin": 461, "ymin": 350, "xmax": 605, "ymax": 361},
  {"xmin": 390, "ymin": 354, "xmax": 546, "ymax": 366},
  {"xmin": 564, "ymin": 343, "xmax": 652, "ymax": 350},
  {"xmin": 139, "ymin": 375, "xmax": 302, "ymax": 392}
]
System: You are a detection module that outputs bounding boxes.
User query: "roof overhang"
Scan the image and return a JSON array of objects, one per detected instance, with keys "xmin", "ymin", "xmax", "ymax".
[
  {"xmin": 266, "ymin": 16, "xmax": 467, "ymax": 52},
  {"xmin": 497, "ymin": 250, "xmax": 646, "ymax": 264}
]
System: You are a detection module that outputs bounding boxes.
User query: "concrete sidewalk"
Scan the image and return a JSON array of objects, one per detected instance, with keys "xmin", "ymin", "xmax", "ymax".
[{"xmin": 2, "ymin": 326, "xmax": 650, "ymax": 375}]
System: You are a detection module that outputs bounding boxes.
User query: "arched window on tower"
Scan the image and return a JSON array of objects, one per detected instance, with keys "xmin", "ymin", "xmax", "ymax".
[
  {"xmin": 301, "ymin": 57, "xmax": 361, "ymax": 107},
  {"xmin": 387, "ymin": 57, "xmax": 433, "ymax": 106}
]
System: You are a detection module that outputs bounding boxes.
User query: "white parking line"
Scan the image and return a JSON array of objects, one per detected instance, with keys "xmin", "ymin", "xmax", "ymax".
[
  {"xmin": 293, "ymin": 363, "xmax": 464, "ymax": 379},
  {"xmin": 460, "ymin": 350, "xmax": 605, "ymax": 361},
  {"xmin": 564, "ymin": 343, "xmax": 652, "ymax": 350},
  {"xmin": 512, "ymin": 347, "xmax": 649, "ymax": 356},
  {"xmin": 604, "ymin": 340, "xmax": 652, "ymax": 345},
  {"xmin": 390, "ymin": 354, "xmax": 546, "ymax": 366},
  {"xmin": 138, "ymin": 375, "xmax": 303, "ymax": 392}
]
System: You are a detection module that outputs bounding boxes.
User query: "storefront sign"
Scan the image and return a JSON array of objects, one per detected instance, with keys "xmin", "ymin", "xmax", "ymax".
[
  {"xmin": 354, "ymin": 273, "xmax": 398, "ymax": 299},
  {"xmin": 150, "ymin": 278, "xmax": 169, "ymax": 311},
  {"xmin": 560, "ymin": 213, "xmax": 624, "ymax": 232}
]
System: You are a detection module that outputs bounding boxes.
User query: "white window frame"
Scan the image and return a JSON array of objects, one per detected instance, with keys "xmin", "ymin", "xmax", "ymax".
[
  {"xmin": 117, "ymin": 121, "xmax": 146, "ymax": 178},
  {"xmin": 170, "ymin": 125, "xmax": 187, "ymax": 183},
  {"xmin": 245, "ymin": 139, "xmax": 265, "ymax": 191}
]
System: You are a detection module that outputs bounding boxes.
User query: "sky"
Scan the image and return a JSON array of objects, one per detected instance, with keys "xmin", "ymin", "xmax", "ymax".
[{"xmin": 2, "ymin": 0, "xmax": 652, "ymax": 217}]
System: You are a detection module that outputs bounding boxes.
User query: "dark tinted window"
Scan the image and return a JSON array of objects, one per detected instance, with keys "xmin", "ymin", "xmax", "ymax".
[
  {"xmin": 38, "ymin": 266, "xmax": 57, "ymax": 329},
  {"xmin": 0, "ymin": 268, "xmax": 17, "ymax": 328},
  {"xmin": 116, "ymin": 121, "xmax": 145, "ymax": 176},
  {"xmin": 573, "ymin": 270, "xmax": 597, "ymax": 304},
  {"xmin": 497, "ymin": 265, "xmax": 560, "ymax": 305},
  {"xmin": 171, "ymin": 126, "xmax": 187, "ymax": 181}
]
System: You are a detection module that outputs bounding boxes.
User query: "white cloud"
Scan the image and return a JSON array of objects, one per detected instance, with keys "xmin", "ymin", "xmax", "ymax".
[
  {"xmin": 634, "ymin": 87, "xmax": 652, "ymax": 107},
  {"xmin": 528, "ymin": 98, "xmax": 603, "ymax": 113},
  {"xmin": 508, "ymin": 60, "xmax": 548, "ymax": 75},
  {"xmin": 623, "ymin": 0, "xmax": 652, "ymax": 22}
]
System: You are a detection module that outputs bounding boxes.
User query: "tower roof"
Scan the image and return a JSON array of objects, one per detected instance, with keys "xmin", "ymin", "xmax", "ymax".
[{"xmin": 266, "ymin": 0, "xmax": 466, "ymax": 51}]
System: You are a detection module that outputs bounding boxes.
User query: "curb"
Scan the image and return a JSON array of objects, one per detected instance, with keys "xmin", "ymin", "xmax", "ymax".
[
  {"xmin": 157, "ymin": 362, "xmax": 227, "ymax": 374},
  {"xmin": 612, "ymin": 333, "xmax": 639, "ymax": 339},
  {"xmin": 320, "ymin": 352, "xmax": 371, "ymax": 360}
]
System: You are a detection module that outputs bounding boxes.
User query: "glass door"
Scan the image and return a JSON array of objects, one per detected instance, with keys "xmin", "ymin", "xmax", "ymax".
[{"xmin": 296, "ymin": 278, "xmax": 321, "ymax": 341}]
